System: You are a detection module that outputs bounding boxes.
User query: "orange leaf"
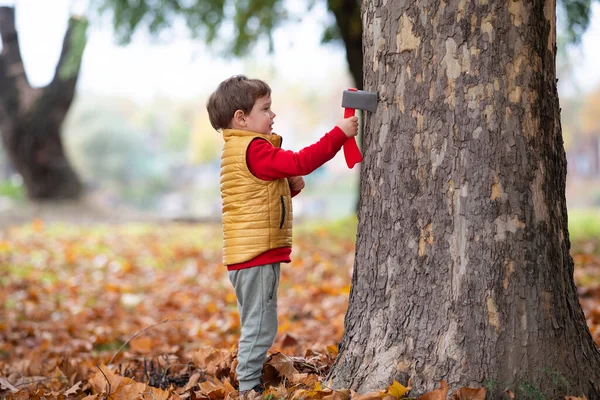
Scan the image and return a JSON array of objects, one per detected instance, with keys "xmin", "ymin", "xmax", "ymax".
[
  {"xmin": 130, "ymin": 336, "xmax": 154, "ymax": 353},
  {"xmin": 268, "ymin": 352, "xmax": 299, "ymax": 380},
  {"xmin": 193, "ymin": 346, "xmax": 235, "ymax": 377},
  {"xmin": 280, "ymin": 333, "xmax": 299, "ymax": 348},
  {"xmin": 386, "ymin": 380, "xmax": 410, "ymax": 399},
  {"xmin": 32, "ymin": 219, "xmax": 44, "ymax": 232},
  {"xmin": 292, "ymin": 373, "xmax": 319, "ymax": 386},
  {"xmin": 352, "ymin": 390, "xmax": 387, "ymax": 400},
  {"xmin": 322, "ymin": 389, "xmax": 351, "ymax": 400},
  {"xmin": 418, "ymin": 380, "xmax": 449, "ymax": 400},
  {"xmin": 149, "ymin": 387, "xmax": 171, "ymax": 400},
  {"xmin": 451, "ymin": 387, "xmax": 486, "ymax": 400}
]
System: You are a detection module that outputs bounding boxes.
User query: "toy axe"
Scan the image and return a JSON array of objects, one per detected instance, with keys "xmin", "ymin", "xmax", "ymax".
[{"xmin": 341, "ymin": 88, "xmax": 377, "ymax": 168}]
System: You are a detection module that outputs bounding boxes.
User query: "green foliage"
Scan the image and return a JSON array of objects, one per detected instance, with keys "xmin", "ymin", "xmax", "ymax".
[
  {"xmin": 59, "ymin": 17, "xmax": 89, "ymax": 81},
  {"xmin": 92, "ymin": 0, "xmax": 291, "ymax": 56},
  {"xmin": 0, "ymin": 179, "xmax": 25, "ymax": 200},
  {"xmin": 558, "ymin": 0, "xmax": 597, "ymax": 44},
  {"xmin": 568, "ymin": 209, "xmax": 600, "ymax": 241}
]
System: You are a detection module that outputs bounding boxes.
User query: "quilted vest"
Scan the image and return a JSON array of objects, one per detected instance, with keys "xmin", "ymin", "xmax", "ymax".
[{"xmin": 220, "ymin": 129, "xmax": 293, "ymax": 265}]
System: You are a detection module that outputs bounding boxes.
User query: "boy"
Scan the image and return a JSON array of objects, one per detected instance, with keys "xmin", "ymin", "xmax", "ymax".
[{"xmin": 206, "ymin": 75, "xmax": 358, "ymax": 396}]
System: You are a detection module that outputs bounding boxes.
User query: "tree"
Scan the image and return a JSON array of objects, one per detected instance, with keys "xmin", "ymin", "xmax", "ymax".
[
  {"xmin": 328, "ymin": 1, "xmax": 600, "ymax": 398},
  {"xmin": 94, "ymin": 0, "xmax": 364, "ymax": 88},
  {"xmin": 0, "ymin": 7, "xmax": 87, "ymax": 200}
]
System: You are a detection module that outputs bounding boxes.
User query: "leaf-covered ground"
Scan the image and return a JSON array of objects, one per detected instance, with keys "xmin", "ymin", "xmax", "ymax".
[{"xmin": 0, "ymin": 220, "xmax": 598, "ymax": 399}]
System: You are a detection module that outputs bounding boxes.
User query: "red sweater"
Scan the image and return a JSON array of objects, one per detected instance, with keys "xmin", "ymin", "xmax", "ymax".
[{"xmin": 227, "ymin": 126, "xmax": 348, "ymax": 270}]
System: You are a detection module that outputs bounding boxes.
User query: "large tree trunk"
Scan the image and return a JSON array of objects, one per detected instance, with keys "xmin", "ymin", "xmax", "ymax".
[
  {"xmin": 0, "ymin": 7, "xmax": 86, "ymax": 200},
  {"xmin": 329, "ymin": 0, "xmax": 600, "ymax": 398}
]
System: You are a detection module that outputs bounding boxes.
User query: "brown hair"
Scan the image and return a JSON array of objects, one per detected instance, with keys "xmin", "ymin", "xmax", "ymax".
[{"xmin": 206, "ymin": 75, "xmax": 271, "ymax": 131}]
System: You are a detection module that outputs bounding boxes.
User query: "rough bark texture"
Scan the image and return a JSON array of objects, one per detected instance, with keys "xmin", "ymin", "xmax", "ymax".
[
  {"xmin": 329, "ymin": 0, "xmax": 600, "ymax": 397},
  {"xmin": 0, "ymin": 7, "xmax": 85, "ymax": 200}
]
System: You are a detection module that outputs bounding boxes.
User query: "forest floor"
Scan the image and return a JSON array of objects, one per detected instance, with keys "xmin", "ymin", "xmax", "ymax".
[{"xmin": 0, "ymin": 206, "xmax": 599, "ymax": 399}]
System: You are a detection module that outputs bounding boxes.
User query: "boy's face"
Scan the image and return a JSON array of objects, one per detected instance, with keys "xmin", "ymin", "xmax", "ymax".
[{"xmin": 243, "ymin": 95, "xmax": 276, "ymax": 135}]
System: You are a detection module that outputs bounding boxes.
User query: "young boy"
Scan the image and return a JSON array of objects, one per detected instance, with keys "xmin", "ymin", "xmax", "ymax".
[{"xmin": 206, "ymin": 75, "xmax": 358, "ymax": 396}]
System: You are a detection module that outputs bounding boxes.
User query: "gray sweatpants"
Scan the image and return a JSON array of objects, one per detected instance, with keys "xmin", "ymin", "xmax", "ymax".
[{"xmin": 228, "ymin": 263, "xmax": 280, "ymax": 391}]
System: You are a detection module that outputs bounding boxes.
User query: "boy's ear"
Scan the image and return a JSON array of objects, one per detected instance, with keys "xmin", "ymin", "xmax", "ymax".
[{"xmin": 233, "ymin": 110, "xmax": 246, "ymax": 127}]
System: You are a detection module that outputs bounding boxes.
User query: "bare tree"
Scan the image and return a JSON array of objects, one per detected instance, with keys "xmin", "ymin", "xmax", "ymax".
[{"xmin": 0, "ymin": 7, "xmax": 87, "ymax": 199}]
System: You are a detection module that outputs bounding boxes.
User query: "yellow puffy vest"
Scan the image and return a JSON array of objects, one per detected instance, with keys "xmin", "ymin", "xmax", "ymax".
[{"xmin": 220, "ymin": 129, "xmax": 293, "ymax": 265}]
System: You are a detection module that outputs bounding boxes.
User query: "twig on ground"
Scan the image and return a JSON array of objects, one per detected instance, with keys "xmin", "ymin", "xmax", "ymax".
[
  {"xmin": 97, "ymin": 365, "xmax": 111, "ymax": 400},
  {"xmin": 107, "ymin": 319, "xmax": 183, "ymax": 366}
]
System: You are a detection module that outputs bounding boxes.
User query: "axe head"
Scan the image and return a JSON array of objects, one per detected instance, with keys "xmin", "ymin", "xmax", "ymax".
[{"xmin": 341, "ymin": 89, "xmax": 378, "ymax": 112}]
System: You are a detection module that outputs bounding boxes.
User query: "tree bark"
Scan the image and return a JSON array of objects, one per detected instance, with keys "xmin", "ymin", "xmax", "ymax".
[
  {"xmin": 0, "ymin": 7, "xmax": 86, "ymax": 200},
  {"xmin": 329, "ymin": 0, "xmax": 600, "ymax": 398}
]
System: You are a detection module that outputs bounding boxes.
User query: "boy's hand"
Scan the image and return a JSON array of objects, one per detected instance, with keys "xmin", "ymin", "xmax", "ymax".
[
  {"xmin": 288, "ymin": 176, "xmax": 305, "ymax": 192},
  {"xmin": 336, "ymin": 116, "xmax": 359, "ymax": 138}
]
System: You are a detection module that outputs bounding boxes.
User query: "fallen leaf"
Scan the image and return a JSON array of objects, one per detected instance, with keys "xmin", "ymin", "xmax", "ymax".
[
  {"xmin": 322, "ymin": 389, "xmax": 351, "ymax": 400},
  {"xmin": 352, "ymin": 390, "xmax": 387, "ymax": 400},
  {"xmin": 130, "ymin": 336, "xmax": 154, "ymax": 353},
  {"xmin": 64, "ymin": 380, "xmax": 83, "ymax": 395},
  {"xmin": 0, "ymin": 376, "xmax": 19, "ymax": 393},
  {"xmin": 451, "ymin": 387, "xmax": 486, "ymax": 400},
  {"xmin": 268, "ymin": 352, "xmax": 299, "ymax": 381},
  {"xmin": 418, "ymin": 380, "xmax": 449, "ymax": 400},
  {"xmin": 386, "ymin": 380, "xmax": 410, "ymax": 399},
  {"xmin": 280, "ymin": 333, "xmax": 299, "ymax": 348}
]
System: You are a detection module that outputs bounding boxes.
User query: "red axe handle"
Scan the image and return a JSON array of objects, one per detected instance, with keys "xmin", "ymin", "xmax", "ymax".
[
  {"xmin": 343, "ymin": 107, "xmax": 362, "ymax": 169},
  {"xmin": 342, "ymin": 88, "xmax": 362, "ymax": 169}
]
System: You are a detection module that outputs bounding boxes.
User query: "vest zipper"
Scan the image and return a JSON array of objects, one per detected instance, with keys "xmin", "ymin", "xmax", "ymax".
[{"xmin": 279, "ymin": 196, "xmax": 285, "ymax": 229}]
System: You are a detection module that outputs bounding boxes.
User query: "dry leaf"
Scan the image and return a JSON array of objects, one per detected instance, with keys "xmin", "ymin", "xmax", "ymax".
[
  {"xmin": 280, "ymin": 333, "xmax": 299, "ymax": 348},
  {"xmin": 352, "ymin": 390, "xmax": 388, "ymax": 400},
  {"xmin": 322, "ymin": 389, "xmax": 351, "ymax": 400},
  {"xmin": 130, "ymin": 336, "xmax": 154, "ymax": 353},
  {"xmin": 386, "ymin": 380, "xmax": 410, "ymax": 399},
  {"xmin": 269, "ymin": 353, "xmax": 299, "ymax": 380},
  {"xmin": 0, "ymin": 376, "xmax": 19, "ymax": 393},
  {"xmin": 418, "ymin": 380, "xmax": 449, "ymax": 400},
  {"xmin": 451, "ymin": 387, "xmax": 486, "ymax": 400},
  {"xmin": 64, "ymin": 381, "xmax": 83, "ymax": 396}
]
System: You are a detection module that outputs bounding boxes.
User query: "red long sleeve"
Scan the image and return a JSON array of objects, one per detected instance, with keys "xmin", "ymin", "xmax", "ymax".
[
  {"xmin": 226, "ymin": 126, "xmax": 348, "ymax": 271},
  {"xmin": 247, "ymin": 126, "xmax": 347, "ymax": 180}
]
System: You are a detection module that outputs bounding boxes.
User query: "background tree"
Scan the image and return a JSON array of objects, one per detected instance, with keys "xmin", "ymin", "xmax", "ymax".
[
  {"xmin": 328, "ymin": 0, "xmax": 600, "ymax": 398},
  {"xmin": 0, "ymin": 7, "xmax": 87, "ymax": 199},
  {"xmin": 0, "ymin": 0, "xmax": 595, "ymax": 201},
  {"xmin": 93, "ymin": 0, "xmax": 364, "ymax": 88}
]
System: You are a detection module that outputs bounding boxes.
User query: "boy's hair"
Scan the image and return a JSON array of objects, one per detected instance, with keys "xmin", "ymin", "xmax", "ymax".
[{"xmin": 206, "ymin": 75, "xmax": 271, "ymax": 131}]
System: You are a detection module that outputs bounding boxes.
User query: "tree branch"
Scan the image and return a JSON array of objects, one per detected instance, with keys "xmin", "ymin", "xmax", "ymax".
[
  {"xmin": 47, "ymin": 15, "xmax": 88, "ymax": 112},
  {"xmin": 327, "ymin": 0, "xmax": 363, "ymax": 89},
  {"xmin": 0, "ymin": 7, "xmax": 30, "ymax": 93}
]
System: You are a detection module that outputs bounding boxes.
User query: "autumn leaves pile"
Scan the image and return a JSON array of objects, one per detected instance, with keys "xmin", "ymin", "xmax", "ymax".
[{"xmin": 1, "ymin": 222, "xmax": 599, "ymax": 399}]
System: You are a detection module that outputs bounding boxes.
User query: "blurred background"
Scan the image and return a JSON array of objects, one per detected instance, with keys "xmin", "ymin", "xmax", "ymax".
[{"xmin": 0, "ymin": 0, "xmax": 599, "ymax": 224}]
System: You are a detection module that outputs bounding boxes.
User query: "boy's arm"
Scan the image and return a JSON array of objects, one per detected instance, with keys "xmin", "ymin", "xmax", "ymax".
[{"xmin": 247, "ymin": 126, "xmax": 347, "ymax": 181}]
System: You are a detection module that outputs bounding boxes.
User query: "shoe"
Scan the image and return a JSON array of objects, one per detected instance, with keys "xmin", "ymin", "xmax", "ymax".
[{"xmin": 239, "ymin": 383, "xmax": 264, "ymax": 396}]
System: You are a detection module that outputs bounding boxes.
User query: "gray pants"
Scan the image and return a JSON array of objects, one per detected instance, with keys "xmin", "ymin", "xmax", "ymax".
[{"xmin": 228, "ymin": 263, "xmax": 280, "ymax": 391}]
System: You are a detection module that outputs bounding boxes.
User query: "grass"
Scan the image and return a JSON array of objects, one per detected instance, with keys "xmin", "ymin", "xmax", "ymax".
[{"xmin": 568, "ymin": 208, "xmax": 600, "ymax": 242}]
